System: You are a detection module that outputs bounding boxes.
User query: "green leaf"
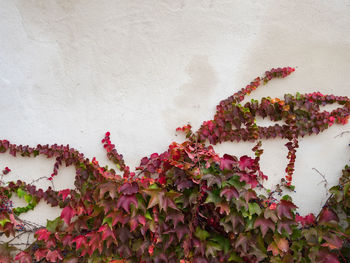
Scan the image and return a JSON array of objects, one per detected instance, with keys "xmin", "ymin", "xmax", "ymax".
[
  {"xmin": 249, "ymin": 202, "xmax": 262, "ymax": 216},
  {"xmin": 195, "ymin": 226, "xmax": 210, "ymax": 241},
  {"xmin": 145, "ymin": 210, "xmax": 152, "ymax": 221},
  {"xmin": 0, "ymin": 219, "xmax": 10, "ymax": 227},
  {"xmin": 102, "ymin": 216, "xmax": 113, "ymax": 229},
  {"xmin": 17, "ymin": 188, "xmax": 26, "ymax": 198},
  {"xmin": 205, "ymin": 189, "xmax": 222, "ymax": 204},
  {"xmin": 24, "ymin": 194, "xmax": 32, "ymax": 203},
  {"xmin": 210, "ymin": 234, "xmax": 230, "ymax": 253},
  {"xmin": 228, "ymin": 251, "xmax": 243, "ymax": 262},
  {"xmin": 46, "ymin": 217, "xmax": 63, "ymax": 233}
]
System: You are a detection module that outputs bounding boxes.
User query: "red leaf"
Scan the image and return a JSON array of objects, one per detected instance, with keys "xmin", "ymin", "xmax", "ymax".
[
  {"xmin": 87, "ymin": 232, "xmax": 102, "ymax": 255},
  {"xmin": 239, "ymin": 173, "xmax": 258, "ymax": 188},
  {"xmin": 34, "ymin": 249, "xmax": 49, "ymax": 261},
  {"xmin": 98, "ymin": 224, "xmax": 117, "ymax": 241},
  {"xmin": 319, "ymin": 208, "xmax": 339, "ymax": 224},
  {"xmin": 277, "ymin": 200, "xmax": 297, "ymax": 219},
  {"xmin": 295, "ymin": 213, "xmax": 315, "ymax": 227},
  {"xmin": 116, "ymin": 194, "xmax": 138, "ymax": 213},
  {"xmin": 61, "ymin": 205, "xmax": 75, "ymax": 225},
  {"xmin": 220, "ymin": 154, "xmax": 237, "ymax": 170},
  {"xmin": 58, "ymin": 189, "xmax": 71, "ymax": 200},
  {"xmin": 138, "ymin": 215, "xmax": 146, "ymax": 226},
  {"xmin": 46, "ymin": 250, "xmax": 63, "ymax": 262},
  {"xmin": 35, "ymin": 228, "xmax": 51, "ymax": 242},
  {"xmin": 239, "ymin": 155, "xmax": 255, "ymax": 170},
  {"xmin": 72, "ymin": 235, "xmax": 87, "ymax": 250},
  {"xmin": 14, "ymin": 252, "xmax": 32, "ymax": 263}
]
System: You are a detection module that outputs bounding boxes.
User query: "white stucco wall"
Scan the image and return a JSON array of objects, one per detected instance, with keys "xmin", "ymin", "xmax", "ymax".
[{"xmin": 1, "ymin": 0, "xmax": 350, "ymax": 227}]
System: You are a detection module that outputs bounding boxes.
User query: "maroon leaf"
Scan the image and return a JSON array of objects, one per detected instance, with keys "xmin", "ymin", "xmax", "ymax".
[
  {"xmin": 239, "ymin": 173, "xmax": 258, "ymax": 188},
  {"xmin": 220, "ymin": 186, "xmax": 239, "ymax": 200},
  {"xmin": 277, "ymin": 200, "xmax": 297, "ymax": 219},
  {"xmin": 166, "ymin": 211, "xmax": 185, "ymax": 228},
  {"xmin": 118, "ymin": 182, "xmax": 139, "ymax": 195},
  {"xmin": 99, "ymin": 182, "xmax": 117, "ymax": 199},
  {"xmin": 254, "ymin": 217, "xmax": 275, "ymax": 237},
  {"xmin": 220, "ymin": 154, "xmax": 237, "ymax": 170},
  {"xmin": 277, "ymin": 220, "xmax": 295, "ymax": 235},
  {"xmin": 318, "ymin": 208, "xmax": 339, "ymax": 225},
  {"xmin": 116, "ymin": 194, "xmax": 138, "ymax": 213}
]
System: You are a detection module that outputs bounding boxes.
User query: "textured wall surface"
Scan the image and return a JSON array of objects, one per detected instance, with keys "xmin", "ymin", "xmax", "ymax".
[{"xmin": 1, "ymin": 0, "xmax": 350, "ymax": 225}]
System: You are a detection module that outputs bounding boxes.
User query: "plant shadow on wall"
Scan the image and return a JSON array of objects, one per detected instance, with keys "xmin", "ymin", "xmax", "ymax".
[{"xmin": 1, "ymin": 67, "xmax": 350, "ymax": 263}]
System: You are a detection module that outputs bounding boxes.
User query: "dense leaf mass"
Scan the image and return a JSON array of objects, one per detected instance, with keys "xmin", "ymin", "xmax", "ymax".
[{"xmin": 1, "ymin": 67, "xmax": 350, "ymax": 262}]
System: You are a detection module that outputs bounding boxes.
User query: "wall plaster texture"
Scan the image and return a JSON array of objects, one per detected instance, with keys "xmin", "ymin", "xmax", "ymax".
[{"xmin": 0, "ymin": 0, "xmax": 350, "ymax": 228}]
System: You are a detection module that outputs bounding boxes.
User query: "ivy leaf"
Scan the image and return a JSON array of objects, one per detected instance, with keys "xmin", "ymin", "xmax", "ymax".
[
  {"xmin": 99, "ymin": 182, "xmax": 117, "ymax": 199},
  {"xmin": 72, "ymin": 235, "xmax": 87, "ymax": 250},
  {"xmin": 62, "ymin": 257, "xmax": 79, "ymax": 263},
  {"xmin": 318, "ymin": 207, "xmax": 339, "ymax": 225},
  {"xmin": 35, "ymin": 228, "xmax": 51, "ymax": 242},
  {"xmin": 17, "ymin": 188, "xmax": 26, "ymax": 198},
  {"xmin": 0, "ymin": 218, "xmax": 10, "ymax": 227},
  {"xmin": 239, "ymin": 173, "xmax": 258, "ymax": 188},
  {"xmin": 228, "ymin": 252, "xmax": 243, "ymax": 262},
  {"xmin": 86, "ymin": 232, "xmax": 102, "ymax": 255},
  {"xmin": 267, "ymin": 241, "xmax": 279, "ymax": 256},
  {"xmin": 322, "ymin": 233, "xmax": 343, "ymax": 250},
  {"xmin": 60, "ymin": 205, "xmax": 75, "ymax": 225},
  {"xmin": 276, "ymin": 237, "xmax": 289, "ymax": 253},
  {"xmin": 175, "ymin": 225, "xmax": 189, "ymax": 241},
  {"xmin": 277, "ymin": 220, "xmax": 295, "ymax": 235},
  {"xmin": 264, "ymin": 208, "xmax": 278, "ymax": 223},
  {"xmin": 235, "ymin": 233, "xmax": 249, "ymax": 253},
  {"xmin": 220, "ymin": 186, "xmax": 239, "ymax": 201},
  {"xmin": 248, "ymin": 202, "xmax": 262, "ymax": 216},
  {"xmin": 34, "ymin": 249, "xmax": 48, "ymax": 261},
  {"xmin": 205, "ymin": 189, "xmax": 222, "ymax": 205},
  {"xmin": 166, "ymin": 211, "xmax": 184, "ymax": 228},
  {"xmin": 254, "ymin": 217, "xmax": 275, "ymax": 237},
  {"xmin": 58, "ymin": 189, "xmax": 71, "ymax": 200},
  {"xmin": 116, "ymin": 194, "xmax": 138, "ymax": 213},
  {"xmin": 244, "ymin": 189, "xmax": 257, "ymax": 203},
  {"xmin": 0, "ymin": 244, "xmax": 16, "ymax": 263},
  {"xmin": 143, "ymin": 188, "xmax": 162, "ymax": 209},
  {"xmin": 239, "ymin": 155, "xmax": 255, "ymax": 170},
  {"xmin": 195, "ymin": 226, "xmax": 210, "ymax": 241},
  {"xmin": 220, "ymin": 154, "xmax": 237, "ymax": 170},
  {"xmin": 46, "ymin": 217, "xmax": 63, "ymax": 233},
  {"xmin": 14, "ymin": 252, "xmax": 32, "ymax": 263},
  {"xmin": 209, "ymin": 234, "xmax": 230, "ymax": 254},
  {"xmin": 46, "ymin": 250, "xmax": 63, "ymax": 262},
  {"xmin": 118, "ymin": 182, "xmax": 139, "ymax": 195},
  {"xmin": 98, "ymin": 224, "xmax": 117, "ymax": 242},
  {"xmin": 277, "ymin": 200, "xmax": 297, "ymax": 219}
]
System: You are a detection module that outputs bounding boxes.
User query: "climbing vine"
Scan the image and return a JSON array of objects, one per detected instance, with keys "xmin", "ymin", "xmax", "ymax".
[{"xmin": 1, "ymin": 67, "xmax": 350, "ymax": 262}]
